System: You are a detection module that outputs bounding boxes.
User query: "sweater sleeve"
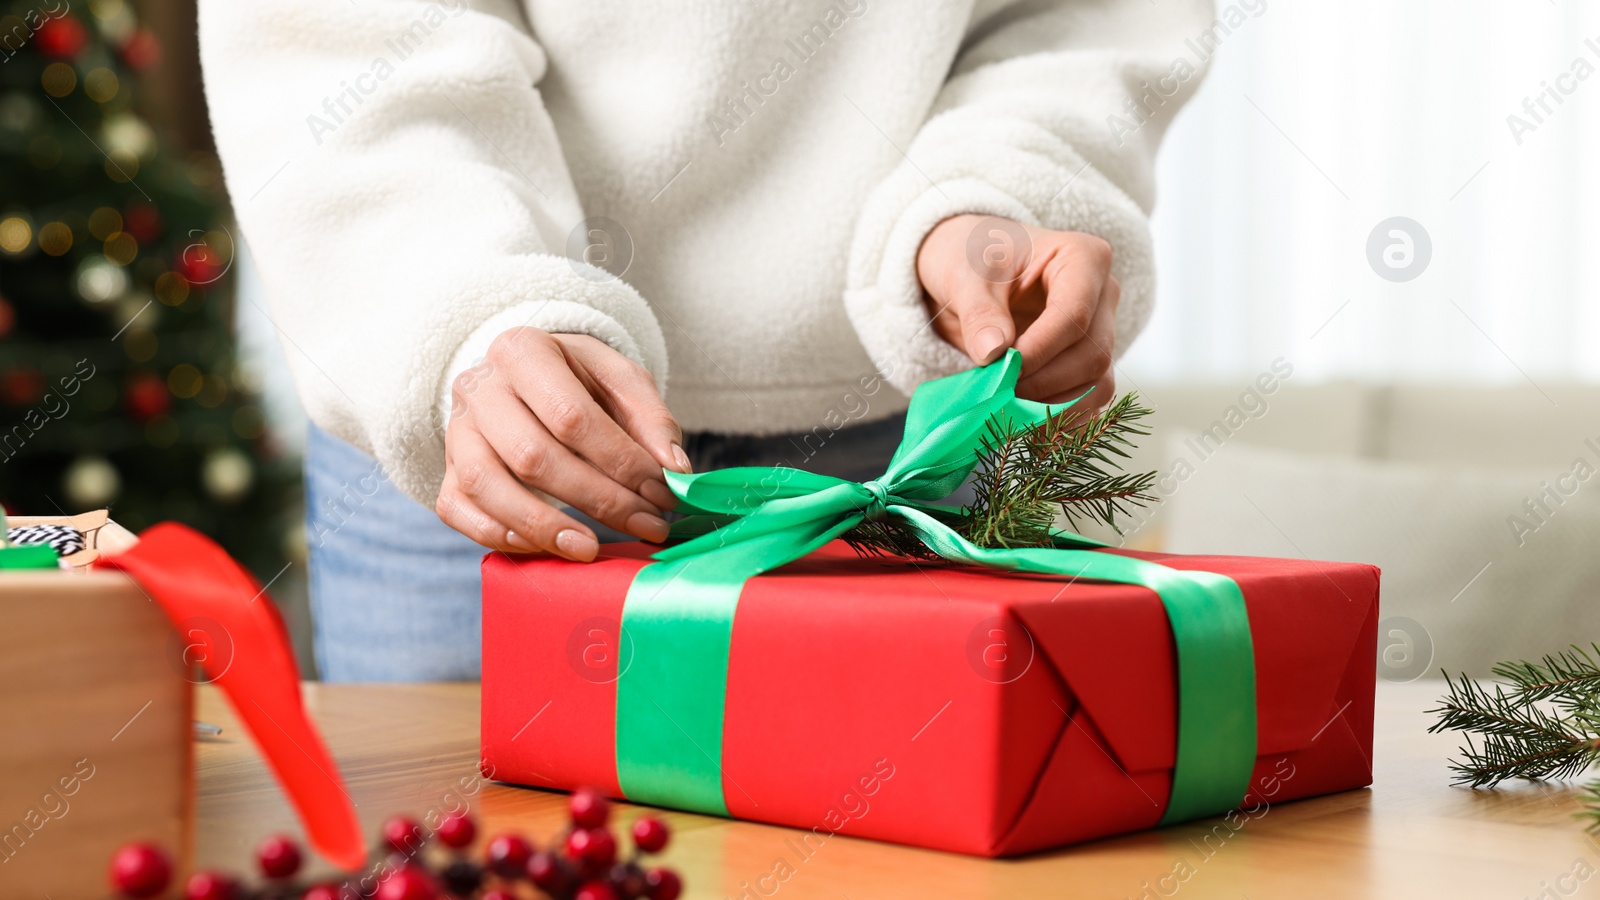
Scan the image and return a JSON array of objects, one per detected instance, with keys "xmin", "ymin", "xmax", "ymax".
[
  {"xmin": 198, "ymin": 0, "xmax": 668, "ymax": 506},
  {"xmin": 844, "ymin": 0, "xmax": 1215, "ymax": 395}
]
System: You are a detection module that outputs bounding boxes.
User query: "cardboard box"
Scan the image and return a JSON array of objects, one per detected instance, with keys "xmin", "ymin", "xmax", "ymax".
[{"xmin": 0, "ymin": 511, "xmax": 190, "ymax": 899}]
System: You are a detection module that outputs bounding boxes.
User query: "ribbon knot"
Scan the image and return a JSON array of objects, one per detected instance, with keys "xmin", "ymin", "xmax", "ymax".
[{"xmin": 860, "ymin": 480, "xmax": 891, "ymax": 522}]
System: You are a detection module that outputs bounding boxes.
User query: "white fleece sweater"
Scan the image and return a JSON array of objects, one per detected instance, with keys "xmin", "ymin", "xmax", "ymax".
[{"xmin": 198, "ymin": 0, "xmax": 1213, "ymax": 505}]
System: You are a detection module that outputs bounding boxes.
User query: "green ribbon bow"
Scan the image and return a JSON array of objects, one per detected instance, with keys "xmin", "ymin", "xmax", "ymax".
[{"xmin": 616, "ymin": 349, "xmax": 1256, "ymax": 824}]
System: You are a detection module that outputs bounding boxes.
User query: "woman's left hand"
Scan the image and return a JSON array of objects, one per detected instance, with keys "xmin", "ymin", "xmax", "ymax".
[{"xmin": 916, "ymin": 214, "xmax": 1120, "ymax": 411}]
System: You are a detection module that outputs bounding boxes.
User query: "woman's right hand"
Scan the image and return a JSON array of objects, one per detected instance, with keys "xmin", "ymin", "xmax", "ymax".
[{"xmin": 437, "ymin": 328, "xmax": 689, "ymax": 560}]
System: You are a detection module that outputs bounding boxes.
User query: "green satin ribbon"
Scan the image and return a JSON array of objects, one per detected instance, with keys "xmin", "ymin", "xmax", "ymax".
[{"xmin": 616, "ymin": 350, "xmax": 1256, "ymax": 824}]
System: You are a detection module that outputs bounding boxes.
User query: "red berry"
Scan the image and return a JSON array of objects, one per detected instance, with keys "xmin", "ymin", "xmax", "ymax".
[
  {"xmin": 631, "ymin": 816, "xmax": 670, "ymax": 854},
  {"xmin": 644, "ymin": 868, "xmax": 682, "ymax": 900},
  {"xmin": 436, "ymin": 812, "xmax": 476, "ymax": 849},
  {"xmin": 440, "ymin": 859, "xmax": 483, "ymax": 895},
  {"xmin": 576, "ymin": 881, "xmax": 619, "ymax": 900},
  {"xmin": 183, "ymin": 871, "xmax": 241, "ymax": 900},
  {"xmin": 375, "ymin": 865, "xmax": 438, "ymax": 900},
  {"xmin": 485, "ymin": 832, "xmax": 533, "ymax": 878},
  {"xmin": 381, "ymin": 815, "xmax": 428, "ymax": 856},
  {"xmin": 609, "ymin": 862, "xmax": 648, "ymax": 899},
  {"xmin": 567, "ymin": 827, "xmax": 618, "ymax": 868},
  {"xmin": 256, "ymin": 834, "xmax": 303, "ymax": 880},
  {"xmin": 570, "ymin": 787, "xmax": 611, "ymax": 828},
  {"xmin": 527, "ymin": 851, "xmax": 574, "ymax": 892},
  {"xmin": 108, "ymin": 843, "xmax": 172, "ymax": 898}
]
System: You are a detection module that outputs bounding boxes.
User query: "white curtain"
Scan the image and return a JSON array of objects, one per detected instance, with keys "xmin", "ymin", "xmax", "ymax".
[{"xmin": 1127, "ymin": 0, "xmax": 1600, "ymax": 387}]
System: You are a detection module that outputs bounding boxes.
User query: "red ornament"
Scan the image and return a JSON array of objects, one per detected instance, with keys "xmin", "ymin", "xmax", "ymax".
[
  {"xmin": 123, "ymin": 371, "xmax": 170, "ymax": 421},
  {"xmin": 527, "ymin": 851, "xmax": 574, "ymax": 893},
  {"xmin": 177, "ymin": 243, "xmax": 225, "ymax": 286},
  {"xmin": 481, "ymin": 890, "xmax": 517, "ymax": 900},
  {"xmin": 631, "ymin": 817, "xmax": 670, "ymax": 854},
  {"xmin": 122, "ymin": 203, "xmax": 163, "ymax": 243},
  {"xmin": 644, "ymin": 868, "xmax": 682, "ymax": 900},
  {"xmin": 1, "ymin": 367, "xmax": 43, "ymax": 406},
  {"xmin": 255, "ymin": 834, "xmax": 303, "ymax": 880},
  {"xmin": 302, "ymin": 886, "xmax": 343, "ymax": 900},
  {"xmin": 435, "ymin": 812, "xmax": 476, "ymax": 849},
  {"xmin": 120, "ymin": 26, "xmax": 162, "ymax": 71},
  {"xmin": 381, "ymin": 815, "xmax": 428, "ymax": 856},
  {"xmin": 570, "ymin": 786, "xmax": 611, "ymax": 828},
  {"xmin": 374, "ymin": 865, "xmax": 438, "ymax": 900},
  {"xmin": 576, "ymin": 880, "xmax": 619, "ymax": 900},
  {"xmin": 484, "ymin": 833, "xmax": 533, "ymax": 878},
  {"xmin": 34, "ymin": 14, "xmax": 87, "ymax": 59},
  {"xmin": 108, "ymin": 843, "xmax": 173, "ymax": 899},
  {"xmin": 184, "ymin": 871, "xmax": 242, "ymax": 900}
]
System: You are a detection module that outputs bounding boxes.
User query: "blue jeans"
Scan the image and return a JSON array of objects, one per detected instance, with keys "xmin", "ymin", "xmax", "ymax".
[{"xmin": 305, "ymin": 415, "xmax": 909, "ymax": 681}]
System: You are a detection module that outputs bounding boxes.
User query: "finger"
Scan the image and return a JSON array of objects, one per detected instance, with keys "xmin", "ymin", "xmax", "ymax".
[
  {"xmin": 473, "ymin": 388, "xmax": 671, "ymax": 542},
  {"xmin": 1015, "ymin": 285, "xmax": 1117, "ymax": 400},
  {"xmin": 442, "ymin": 426, "xmax": 604, "ymax": 560},
  {"xmin": 436, "ymin": 439, "xmax": 597, "ymax": 559},
  {"xmin": 515, "ymin": 338, "xmax": 677, "ymax": 511},
  {"xmin": 435, "ymin": 481, "xmax": 524, "ymax": 553},
  {"xmin": 562, "ymin": 336, "xmax": 690, "ymax": 480},
  {"xmin": 1041, "ymin": 372, "xmax": 1117, "ymax": 424},
  {"xmin": 1012, "ymin": 249, "xmax": 1112, "ymax": 377},
  {"xmin": 946, "ymin": 287, "xmax": 1015, "ymax": 365}
]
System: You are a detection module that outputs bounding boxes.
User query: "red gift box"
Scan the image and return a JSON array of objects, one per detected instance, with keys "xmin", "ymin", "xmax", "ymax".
[{"xmin": 480, "ymin": 540, "xmax": 1377, "ymax": 856}]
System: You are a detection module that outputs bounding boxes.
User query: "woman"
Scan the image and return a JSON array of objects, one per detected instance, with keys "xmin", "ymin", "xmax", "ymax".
[{"xmin": 198, "ymin": 0, "xmax": 1213, "ymax": 679}]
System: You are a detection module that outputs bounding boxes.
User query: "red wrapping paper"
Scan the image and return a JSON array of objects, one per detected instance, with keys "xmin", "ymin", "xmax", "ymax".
[{"xmin": 481, "ymin": 542, "xmax": 1377, "ymax": 856}]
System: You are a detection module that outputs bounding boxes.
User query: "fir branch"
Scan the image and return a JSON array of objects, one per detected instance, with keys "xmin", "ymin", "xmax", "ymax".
[
  {"xmin": 1491, "ymin": 644, "xmax": 1600, "ymax": 709},
  {"xmin": 841, "ymin": 513, "xmax": 953, "ymax": 561},
  {"xmin": 840, "ymin": 393, "xmax": 1159, "ymax": 557},
  {"xmin": 1429, "ymin": 665, "xmax": 1600, "ymax": 788},
  {"xmin": 1578, "ymin": 779, "xmax": 1600, "ymax": 832},
  {"xmin": 962, "ymin": 413, "xmax": 1059, "ymax": 549},
  {"xmin": 963, "ymin": 393, "xmax": 1158, "ymax": 544}
]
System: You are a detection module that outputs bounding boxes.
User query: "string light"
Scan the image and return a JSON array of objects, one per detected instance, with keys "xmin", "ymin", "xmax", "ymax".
[
  {"xmin": 88, "ymin": 207, "xmax": 123, "ymax": 240},
  {"xmin": 0, "ymin": 217, "xmax": 33, "ymax": 254},
  {"xmin": 40, "ymin": 62, "xmax": 76, "ymax": 97},
  {"xmin": 38, "ymin": 222, "xmax": 73, "ymax": 256},
  {"xmin": 84, "ymin": 67, "xmax": 119, "ymax": 103}
]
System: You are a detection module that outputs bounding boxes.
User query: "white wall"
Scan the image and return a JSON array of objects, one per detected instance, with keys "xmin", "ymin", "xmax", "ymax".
[{"xmin": 1128, "ymin": 0, "xmax": 1600, "ymax": 388}]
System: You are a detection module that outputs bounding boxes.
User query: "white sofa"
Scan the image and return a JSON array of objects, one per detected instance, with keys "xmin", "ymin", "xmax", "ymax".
[{"xmin": 1070, "ymin": 381, "xmax": 1600, "ymax": 677}]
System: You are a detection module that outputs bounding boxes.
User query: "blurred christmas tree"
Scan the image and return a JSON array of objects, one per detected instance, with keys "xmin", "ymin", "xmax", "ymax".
[{"xmin": 0, "ymin": 0, "xmax": 297, "ymax": 577}]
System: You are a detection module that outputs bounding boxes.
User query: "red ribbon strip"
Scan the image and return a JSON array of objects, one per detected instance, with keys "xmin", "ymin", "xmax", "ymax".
[{"xmin": 98, "ymin": 523, "xmax": 367, "ymax": 870}]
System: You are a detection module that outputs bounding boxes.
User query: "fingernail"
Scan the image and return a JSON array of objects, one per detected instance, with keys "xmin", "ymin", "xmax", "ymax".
[
  {"xmin": 628, "ymin": 511, "xmax": 671, "ymax": 543},
  {"xmin": 973, "ymin": 326, "xmax": 1007, "ymax": 363},
  {"xmin": 505, "ymin": 530, "xmax": 537, "ymax": 552},
  {"xmin": 640, "ymin": 479, "xmax": 676, "ymax": 510},
  {"xmin": 555, "ymin": 528, "xmax": 599, "ymax": 562},
  {"xmin": 670, "ymin": 444, "xmax": 693, "ymax": 474}
]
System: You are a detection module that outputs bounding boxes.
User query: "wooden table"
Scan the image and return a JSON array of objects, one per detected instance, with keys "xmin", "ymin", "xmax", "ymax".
[{"xmin": 196, "ymin": 681, "xmax": 1600, "ymax": 900}]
